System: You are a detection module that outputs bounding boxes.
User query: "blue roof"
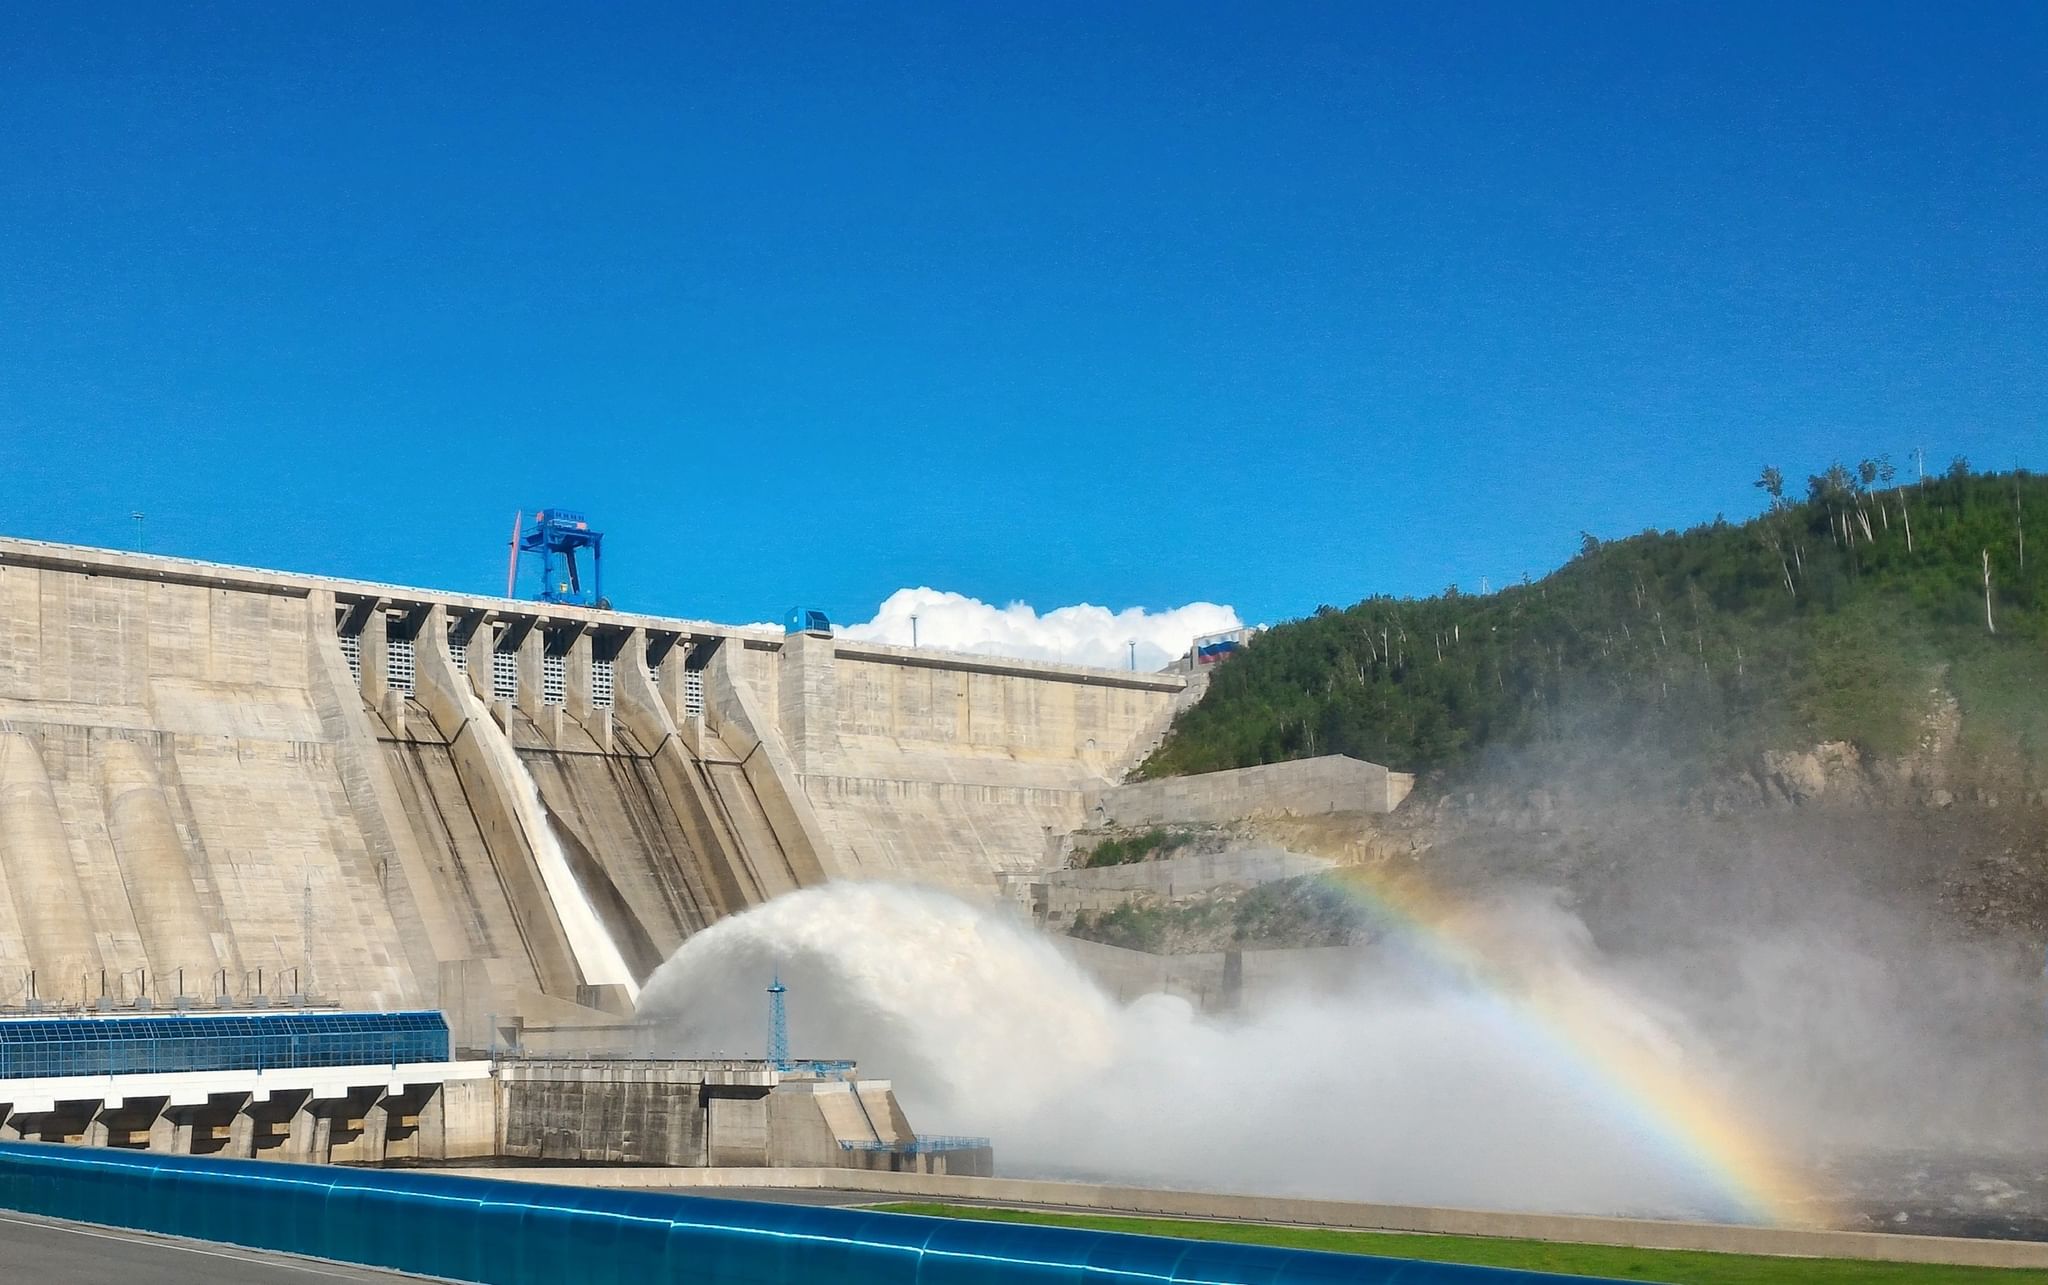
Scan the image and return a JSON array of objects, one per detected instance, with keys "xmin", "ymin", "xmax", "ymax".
[{"xmin": 0, "ymin": 1010, "xmax": 449, "ymax": 1080}]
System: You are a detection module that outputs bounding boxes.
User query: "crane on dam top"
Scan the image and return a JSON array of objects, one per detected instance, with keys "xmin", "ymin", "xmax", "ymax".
[{"xmin": 506, "ymin": 508, "xmax": 608, "ymax": 608}]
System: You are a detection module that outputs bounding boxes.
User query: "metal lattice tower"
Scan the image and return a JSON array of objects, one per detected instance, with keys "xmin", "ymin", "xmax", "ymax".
[{"xmin": 766, "ymin": 971, "xmax": 789, "ymax": 1070}]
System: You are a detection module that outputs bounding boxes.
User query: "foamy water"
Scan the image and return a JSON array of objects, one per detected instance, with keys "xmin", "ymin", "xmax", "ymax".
[
  {"xmin": 492, "ymin": 738, "xmax": 637, "ymax": 998},
  {"xmin": 635, "ymin": 882, "xmax": 1749, "ymax": 1219}
]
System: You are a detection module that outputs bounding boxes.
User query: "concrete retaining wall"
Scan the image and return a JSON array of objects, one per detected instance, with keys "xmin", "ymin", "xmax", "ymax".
[
  {"xmin": 1055, "ymin": 847, "xmax": 1329, "ymax": 894},
  {"xmin": 1092, "ymin": 755, "xmax": 1415, "ymax": 827},
  {"xmin": 755, "ymin": 638, "xmax": 1184, "ymax": 899},
  {"xmin": 494, "ymin": 1059, "xmax": 978, "ymax": 1173}
]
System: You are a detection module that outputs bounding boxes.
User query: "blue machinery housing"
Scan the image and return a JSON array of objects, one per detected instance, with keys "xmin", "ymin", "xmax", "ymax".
[
  {"xmin": 0, "ymin": 1010, "xmax": 449, "ymax": 1079},
  {"xmin": 785, "ymin": 605, "xmax": 833, "ymax": 635},
  {"xmin": 516, "ymin": 508, "xmax": 605, "ymax": 607},
  {"xmin": 0, "ymin": 1143, "xmax": 1623, "ymax": 1284}
]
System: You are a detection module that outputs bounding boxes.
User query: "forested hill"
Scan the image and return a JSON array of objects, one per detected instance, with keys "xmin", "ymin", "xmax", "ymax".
[{"xmin": 1143, "ymin": 462, "xmax": 2048, "ymax": 788}]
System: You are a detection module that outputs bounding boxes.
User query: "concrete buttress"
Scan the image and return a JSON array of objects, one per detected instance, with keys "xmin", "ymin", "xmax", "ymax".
[
  {"xmin": 609, "ymin": 634, "xmax": 774, "ymax": 911},
  {"xmin": 0, "ymin": 733, "xmax": 101, "ymax": 994},
  {"xmin": 411, "ymin": 607, "xmax": 585, "ymax": 999},
  {"xmin": 97, "ymin": 738, "xmax": 222, "ymax": 980},
  {"xmin": 698, "ymin": 643, "xmax": 840, "ymax": 885},
  {"xmin": 303, "ymin": 591, "xmax": 462, "ymax": 1001}
]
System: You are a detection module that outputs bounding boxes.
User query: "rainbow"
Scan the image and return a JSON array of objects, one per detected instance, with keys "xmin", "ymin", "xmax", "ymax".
[{"xmin": 1319, "ymin": 864, "xmax": 1829, "ymax": 1227}]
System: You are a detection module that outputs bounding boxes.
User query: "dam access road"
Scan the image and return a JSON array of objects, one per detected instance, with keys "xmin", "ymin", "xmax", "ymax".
[{"xmin": 0, "ymin": 1209, "xmax": 430, "ymax": 1283}]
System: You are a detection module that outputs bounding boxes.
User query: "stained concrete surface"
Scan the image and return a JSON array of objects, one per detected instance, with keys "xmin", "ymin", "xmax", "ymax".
[{"xmin": 0, "ymin": 1209, "xmax": 429, "ymax": 1282}]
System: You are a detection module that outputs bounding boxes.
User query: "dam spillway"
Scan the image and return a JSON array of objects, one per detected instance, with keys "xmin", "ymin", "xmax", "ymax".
[{"xmin": 0, "ymin": 536, "xmax": 1186, "ymax": 1038}]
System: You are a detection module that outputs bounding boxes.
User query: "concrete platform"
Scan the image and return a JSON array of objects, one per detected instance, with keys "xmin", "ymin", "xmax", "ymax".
[
  {"xmin": 0, "ymin": 1059, "xmax": 489, "ymax": 1116},
  {"xmin": 0, "ymin": 1209, "xmax": 428, "ymax": 1282},
  {"xmin": 0, "ymin": 1060, "xmax": 493, "ymax": 1164}
]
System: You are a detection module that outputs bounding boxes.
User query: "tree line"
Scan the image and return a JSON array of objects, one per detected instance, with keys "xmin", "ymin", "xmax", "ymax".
[{"xmin": 1142, "ymin": 462, "xmax": 2046, "ymax": 784}]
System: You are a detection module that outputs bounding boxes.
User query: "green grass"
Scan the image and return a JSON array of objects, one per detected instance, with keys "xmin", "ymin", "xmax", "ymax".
[
  {"xmin": 871, "ymin": 1203, "xmax": 2048, "ymax": 1284},
  {"xmin": 1083, "ymin": 828, "xmax": 1191, "ymax": 868}
]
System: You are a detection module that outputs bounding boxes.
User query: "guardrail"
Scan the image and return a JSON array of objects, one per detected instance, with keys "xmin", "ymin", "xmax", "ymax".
[
  {"xmin": 492, "ymin": 1053, "xmax": 859, "ymax": 1080},
  {"xmin": 0, "ymin": 1141, "xmax": 1618, "ymax": 1283},
  {"xmin": 0, "ymin": 1009, "xmax": 448, "ymax": 1079},
  {"xmin": 840, "ymin": 1134, "xmax": 992, "ymax": 1155}
]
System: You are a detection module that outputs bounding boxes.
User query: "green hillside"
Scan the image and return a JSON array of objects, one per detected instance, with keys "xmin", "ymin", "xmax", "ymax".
[{"xmin": 1143, "ymin": 461, "xmax": 2048, "ymax": 787}]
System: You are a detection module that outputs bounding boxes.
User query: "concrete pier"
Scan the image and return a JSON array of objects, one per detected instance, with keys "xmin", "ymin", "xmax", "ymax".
[
  {"xmin": 0, "ymin": 1053, "xmax": 979, "ymax": 1179},
  {"xmin": 0, "ymin": 1060, "xmax": 494, "ymax": 1162}
]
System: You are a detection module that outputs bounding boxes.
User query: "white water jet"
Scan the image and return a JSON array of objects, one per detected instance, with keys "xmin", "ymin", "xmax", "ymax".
[
  {"xmin": 486, "ymin": 732, "xmax": 637, "ymax": 999},
  {"xmin": 636, "ymin": 882, "xmax": 1750, "ymax": 1220}
]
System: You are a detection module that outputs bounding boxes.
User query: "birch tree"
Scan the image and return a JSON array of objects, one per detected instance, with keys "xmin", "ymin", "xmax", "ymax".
[{"xmin": 1983, "ymin": 549, "xmax": 1996, "ymax": 633}]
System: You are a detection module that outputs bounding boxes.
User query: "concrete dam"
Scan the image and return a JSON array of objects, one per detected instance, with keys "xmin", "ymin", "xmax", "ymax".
[{"xmin": 0, "ymin": 536, "xmax": 1188, "ymax": 1040}]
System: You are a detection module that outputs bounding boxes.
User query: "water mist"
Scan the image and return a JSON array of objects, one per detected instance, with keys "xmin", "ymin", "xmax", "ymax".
[{"xmin": 636, "ymin": 882, "xmax": 1773, "ymax": 1222}]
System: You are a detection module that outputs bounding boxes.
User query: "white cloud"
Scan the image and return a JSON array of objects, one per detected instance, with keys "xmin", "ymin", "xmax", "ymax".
[{"xmin": 836, "ymin": 587, "xmax": 1241, "ymax": 672}]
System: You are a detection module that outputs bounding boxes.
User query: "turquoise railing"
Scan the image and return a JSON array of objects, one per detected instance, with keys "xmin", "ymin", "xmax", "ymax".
[{"xmin": 0, "ymin": 1142, "xmax": 1638, "ymax": 1284}]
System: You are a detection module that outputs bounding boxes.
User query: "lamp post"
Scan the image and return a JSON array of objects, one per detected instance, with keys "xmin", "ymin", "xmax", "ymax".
[
  {"xmin": 1127, "ymin": 640, "xmax": 1137, "ymax": 671},
  {"xmin": 131, "ymin": 512, "xmax": 145, "ymax": 552},
  {"xmin": 910, "ymin": 614, "xmax": 919, "ymax": 648}
]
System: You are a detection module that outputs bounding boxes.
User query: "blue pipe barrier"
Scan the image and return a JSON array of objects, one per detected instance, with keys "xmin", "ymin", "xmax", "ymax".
[{"xmin": 0, "ymin": 1142, "xmax": 1646, "ymax": 1284}]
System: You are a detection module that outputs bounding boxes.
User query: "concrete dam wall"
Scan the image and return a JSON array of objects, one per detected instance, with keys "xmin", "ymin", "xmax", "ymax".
[{"xmin": 0, "ymin": 537, "xmax": 1182, "ymax": 1034}]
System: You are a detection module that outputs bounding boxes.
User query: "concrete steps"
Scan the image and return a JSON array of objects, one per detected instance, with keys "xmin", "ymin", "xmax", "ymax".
[{"xmin": 1116, "ymin": 669, "xmax": 1212, "ymax": 779}]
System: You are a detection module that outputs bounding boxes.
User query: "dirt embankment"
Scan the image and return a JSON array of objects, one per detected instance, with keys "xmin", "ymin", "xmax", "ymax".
[
  {"xmin": 1246, "ymin": 698, "xmax": 2048, "ymax": 947},
  {"xmin": 1081, "ymin": 682, "xmax": 2048, "ymax": 954}
]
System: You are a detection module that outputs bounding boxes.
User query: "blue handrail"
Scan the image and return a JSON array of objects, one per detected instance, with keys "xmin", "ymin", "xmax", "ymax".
[{"xmin": 0, "ymin": 1142, "xmax": 1643, "ymax": 1284}]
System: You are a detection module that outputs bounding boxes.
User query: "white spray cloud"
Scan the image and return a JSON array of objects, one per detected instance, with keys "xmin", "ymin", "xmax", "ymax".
[{"xmin": 836, "ymin": 588, "xmax": 1242, "ymax": 671}]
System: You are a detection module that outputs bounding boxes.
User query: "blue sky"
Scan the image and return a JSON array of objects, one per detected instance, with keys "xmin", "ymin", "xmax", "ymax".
[{"xmin": 3, "ymin": 3, "xmax": 2043, "ymax": 631}]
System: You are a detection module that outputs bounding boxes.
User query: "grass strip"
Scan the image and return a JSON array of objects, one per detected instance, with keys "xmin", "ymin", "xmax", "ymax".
[{"xmin": 871, "ymin": 1202, "xmax": 2048, "ymax": 1284}]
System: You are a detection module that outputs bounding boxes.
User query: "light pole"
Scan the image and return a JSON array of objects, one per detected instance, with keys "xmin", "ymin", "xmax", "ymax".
[
  {"xmin": 910, "ymin": 614, "xmax": 919, "ymax": 648},
  {"xmin": 130, "ymin": 512, "xmax": 145, "ymax": 552},
  {"xmin": 1127, "ymin": 640, "xmax": 1137, "ymax": 671}
]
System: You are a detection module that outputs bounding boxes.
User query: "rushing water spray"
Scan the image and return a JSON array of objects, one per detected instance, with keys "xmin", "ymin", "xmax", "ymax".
[
  {"xmin": 637, "ymin": 882, "xmax": 1762, "ymax": 1220},
  {"xmin": 488, "ymin": 737, "xmax": 637, "ymax": 999}
]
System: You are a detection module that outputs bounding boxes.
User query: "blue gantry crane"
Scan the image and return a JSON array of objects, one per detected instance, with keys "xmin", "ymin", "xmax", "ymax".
[{"xmin": 505, "ymin": 508, "xmax": 607, "ymax": 608}]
